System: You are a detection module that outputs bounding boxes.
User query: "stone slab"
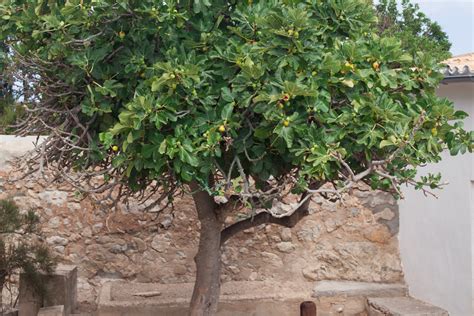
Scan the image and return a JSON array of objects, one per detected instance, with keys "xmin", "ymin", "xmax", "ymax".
[
  {"xmin": 313, "ymin": 281, "xmax": 407, "ymax": 315},
  {"xmin": 38, "ymin": 305, "xmax": 65, "ymax": 316},
  {"xmin": 313, "ymin": 281, "xmax": 407, "ymax": 297},
  {"xmin": 367, "ymin": 297, "xmax": 449, "ymax": 316}
]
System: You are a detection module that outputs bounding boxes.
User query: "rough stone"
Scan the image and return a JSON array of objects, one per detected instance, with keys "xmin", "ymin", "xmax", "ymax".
[
  {"xmin": 54, "ymin": 246, "xmax": 65, "ymax": 254},
  {"xmin": 376, "ymin": 208, "xmax": 396, "ymax": 221},
  {"xmin": 302, "ymin": 267, "xmax": 318, "ymax": 281},
  {"xmin": 172, "ymin": 265, "xmax": 188, "ymax": 276},
  {"xmin": 67, "ymin": 202, "xmax": 81, "ymax": 210},
  {"xmin": 92, "ymin": 223, "xmax": 103, "ymax": 234},
  {"xmin": 324, "ymin": 218, "xmax": 342, "ymax": 233},
  {"xmin": 82, "ymin": 228, "xmax": 92, "ymax": 238},
  {"xmin": 130, "ymin": 237, "xmax": 147, "ymax": 252},
  {"xmin": 151, "ymin": 234, "xmax": 171, "ymax": 253},
  {"xmin": 364, "ymin": 226, "xmax": 392, "ymax": 244},
  {"xmin": 38, "ymin": 191, "xmax": 68, "ymax": 206},
  {"xmin": 249, "ymin": 272, "xmax": 258, "ymax": 281},
  {"xmin": 296, "ymin": 220, "xmax": 322, "ymax": 242},
  {"xmin": 280, "ymin": 228, "xmax": 292, "ymax": 241},
  {"xmin": 49, "ymin": 217, "xmax": 61, "ymax": 228},
  {"xmin": 350, "ymin": 207, "xmax": 360, "ymax": 217},
  {"xmin": 47, "ymin": 236, "xmax": 69, "ymax": 246},
  {"xmin": 276, "ymin": 242, "xmax": 295, "ymax": 253},
  {"xmin": 109, "ymin": 244, "xmax": 127, "ymax": 254},
  {"xmin": 160, "ymin": 215, "xmax": 173, "ymax": 229}
]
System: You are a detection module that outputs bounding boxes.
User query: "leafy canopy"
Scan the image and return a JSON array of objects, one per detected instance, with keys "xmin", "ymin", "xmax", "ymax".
[
  {"xmin": 0, "ymin": 42, "xmax": 21, "ymax": 134},
  {"xmin": 0, "ymin": 0, "xmax": 471, "ymax": 199},
  {"xmin": 375, "ymin": 0, "xmax": 451, "ymax": 62}
]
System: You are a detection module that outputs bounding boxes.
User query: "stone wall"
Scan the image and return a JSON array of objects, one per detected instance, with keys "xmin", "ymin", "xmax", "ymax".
[
  {"xmin": 0, "ymin": 170, "xmax": 402, "ymax": 309},
  {"xmin": 0, "ymin": 137, "xmax": 403, "ymax": 309}
]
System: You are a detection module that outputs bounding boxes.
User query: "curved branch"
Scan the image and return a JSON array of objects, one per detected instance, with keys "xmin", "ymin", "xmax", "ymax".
[{"xmin": 220, "ymin": 192, "xmax": 313, "ymax": 245}]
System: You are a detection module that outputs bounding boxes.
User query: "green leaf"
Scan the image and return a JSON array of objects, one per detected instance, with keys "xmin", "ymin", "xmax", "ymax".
[
  {"xmin": 179, "ymin": 147, "xmax": 199, "ymax": 167},
  {"xmin": 380, "ymin": 139, "xmax": 395, "ymax": 148},
  {"xmin": 159, "ymin": 140, "xmax": 167, "ymax": 154},
  {"xmin": 358, "ymin": 69, "xmax": 373, "ymax": 78},
  {"xmin": 314, "ymin": 100, "xmax": 329, "ymax": 113},
  {"xmin": 321, "ymin": 54, "xmax": 341, "ymax": 73},
  {"xmin": 280, "ymin": 127, "xmax": 294, "ymax": 148},
  {"xmin": 341, "ymin": 79, "xmax": 354, "ymax": 88},
  {"xmin": 221, "ymin": 87, "xmax": 234, "ymax": 102},
  {"xmin": 254, "ymin": 126, "xmax": 272, "ymax": 139},
  {"xmin": 221, "ymin": 103, "xmax": 233, "ymax": 120},
  {"xmin": 109, "ymin": 123, "xmax": 127, "ymax": 135}
]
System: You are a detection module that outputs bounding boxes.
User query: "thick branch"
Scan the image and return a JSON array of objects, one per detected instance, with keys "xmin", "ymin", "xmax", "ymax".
[
  {"xmin": 189, "ymin": 181, "xmax": 217, "ymax": 221},
  {"xmin": 220, "ymin": 192, "xmax": 312, "ymax": 245}
]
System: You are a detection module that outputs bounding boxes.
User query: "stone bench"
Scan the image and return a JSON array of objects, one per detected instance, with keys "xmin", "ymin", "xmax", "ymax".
[{"xmin": 367, "ymin": 297, "xmax": 449, "ymax": 316}]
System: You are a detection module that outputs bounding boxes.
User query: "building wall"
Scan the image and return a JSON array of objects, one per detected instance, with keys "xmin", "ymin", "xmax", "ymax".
[
  {"xmin": 399, "ymin": 82, "xmax": 474, "ymax": 316},
  {"xmin": 471, "ymin": 181, "xmax": 474, "ymax": 313}
]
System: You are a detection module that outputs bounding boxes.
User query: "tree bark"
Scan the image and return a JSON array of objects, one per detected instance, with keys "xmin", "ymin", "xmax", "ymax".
[
  {"xmin": 0, "ymin": 281, "xmax": 4, "ymax": 315},
  {"xmin": 189, "ymin": 181, "xmax": 222, "ymax": 316},
  {"xmin": 187, "ymin": 184, "xmax": 318, "ymax": 315}
]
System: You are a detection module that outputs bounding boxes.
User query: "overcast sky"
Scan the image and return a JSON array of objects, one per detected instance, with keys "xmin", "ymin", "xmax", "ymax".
[{"xmin": 376, "ymin": 0, "xmax": 474, "ymax": 56}]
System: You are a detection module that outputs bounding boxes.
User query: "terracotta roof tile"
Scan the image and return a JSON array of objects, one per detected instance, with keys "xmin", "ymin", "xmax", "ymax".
[{"xmin": 442, "ymin": 52, "xmax": 474, "ymax": 77}]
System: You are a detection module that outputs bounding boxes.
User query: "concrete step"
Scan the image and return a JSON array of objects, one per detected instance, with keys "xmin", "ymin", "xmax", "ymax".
[
  {"xmin": 97, "ymin": 280, "xmax": 407, "ymax": 316},
  {"xmin": 367, "ymin": 297, "xmax": 449, "ymax": 316}
]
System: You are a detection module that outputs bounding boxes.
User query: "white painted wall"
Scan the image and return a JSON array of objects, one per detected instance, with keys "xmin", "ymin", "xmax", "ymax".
[
  {"xmin": 471, "ymin": 181, "xmax": 474, "ymax": 313},
  {"xmin": 399, "ymin": 81, "xmax": 474, "ymax": 316}
]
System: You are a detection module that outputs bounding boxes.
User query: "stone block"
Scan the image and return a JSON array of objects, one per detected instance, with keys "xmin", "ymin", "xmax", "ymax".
[
  {"xmin": 367, "ymin": 297, "xmax": 449, "ymax": 316},
  {"xmin": 19, "ymin": 264, "xmax": 77, "ymax": 316},
  {"xmin": 43, "ymin": 265, "xmax": 77, "ymax": 315},
  {"xmin": 38, "ymin": 305, "xmax": 65, "ymax": 316},
  {"xmin": 18, "ymin": 278, "xmax": 42, "ymax": 316}
]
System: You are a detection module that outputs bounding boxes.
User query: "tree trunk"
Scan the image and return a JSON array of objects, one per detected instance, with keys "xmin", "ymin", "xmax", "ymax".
[
  {"xmin": 0, "ymin": 281, "xmax": 4, "ymax": 315},
  {"xmin": 187, "ymin": 182, "xmax": 316, "ymax": 315},
  {"xmin": 189, "ymin": 182, "xmax": 222, "ymax": 316}
]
